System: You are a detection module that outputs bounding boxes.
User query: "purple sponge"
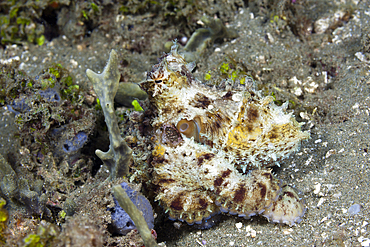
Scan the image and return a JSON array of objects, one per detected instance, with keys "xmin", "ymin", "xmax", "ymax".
[{"xmin": 111, "ymin": 182, "xmax": 154, "ymax": 235}]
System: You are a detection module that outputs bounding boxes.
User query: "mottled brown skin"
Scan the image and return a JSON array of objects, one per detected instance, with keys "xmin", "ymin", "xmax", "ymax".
[{"xmin": 142, "ymin": 43, "xmax": 308, "ymax": 226}]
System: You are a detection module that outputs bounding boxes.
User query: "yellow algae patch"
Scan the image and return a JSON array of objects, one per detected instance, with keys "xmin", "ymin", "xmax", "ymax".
[
  {"xmin": 227, "ymin": 125, "xmax": 262, "ymax": 148},
  {"xmin": 152, "ymin": 145, "xmax": 166, "ymax": 157}
]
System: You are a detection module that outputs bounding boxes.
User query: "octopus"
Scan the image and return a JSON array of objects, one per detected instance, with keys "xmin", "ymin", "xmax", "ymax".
[{"xmin": 139, "ymin": 43, "xmax": 310, "ymax": 227}]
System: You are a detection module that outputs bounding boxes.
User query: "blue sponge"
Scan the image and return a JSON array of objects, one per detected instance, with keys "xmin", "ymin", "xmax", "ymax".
[
  {"xmin": 63, "ymin": 132, "xmax": 88, "ymax": 153},
  {"xmin": 111, "ymin": 182, "xmax": 154, "ymax": 235},
  {"xmin": 39, "ymin": 88, "xmax": 61, "ymax": 102}
]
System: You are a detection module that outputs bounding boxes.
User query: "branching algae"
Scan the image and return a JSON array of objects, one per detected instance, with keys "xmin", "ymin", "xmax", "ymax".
[
  {"xmin": 86, "ymin": 50, "xmax": 133, "ymax": 179},
  {"xmin": 87, "ymin": 51, "xmax": 157, "ymax": 245}
]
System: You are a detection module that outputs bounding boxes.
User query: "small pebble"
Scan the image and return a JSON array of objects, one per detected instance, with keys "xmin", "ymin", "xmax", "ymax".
[
  {"xmin": 235, "ymin": 222, "xmax": 243, "ymax": 229},
  {"xmin": 250, "ymin": 229, "xmax": 256, "ymax": 238},
  {"xmin": 348, "ymin": 204, "xmax": 362, "ymax": 215},
  {"xmin": 313, "ymin": 183, "xmax": 321, "ymax": 194}
]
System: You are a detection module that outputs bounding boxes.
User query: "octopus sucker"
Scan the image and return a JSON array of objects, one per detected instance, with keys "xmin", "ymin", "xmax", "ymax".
[
  {"xmin": 141, "ymin": 42, "xmax": 309, "ymax": 227},
  {"xmin": 261, "ymin": 184, "xmax": 306, "ymax": 226}
]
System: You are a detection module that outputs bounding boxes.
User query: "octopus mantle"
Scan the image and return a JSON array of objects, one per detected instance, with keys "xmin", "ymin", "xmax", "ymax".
[{"xmin": 140, "ymin": 43, "xmax": 310, "ymax": 226}]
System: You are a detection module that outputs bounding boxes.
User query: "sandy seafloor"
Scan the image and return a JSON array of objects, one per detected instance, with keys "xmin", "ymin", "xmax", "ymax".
[{"xmin": 1, "ymin": 0, "xmax": 370, "ymax": 246}]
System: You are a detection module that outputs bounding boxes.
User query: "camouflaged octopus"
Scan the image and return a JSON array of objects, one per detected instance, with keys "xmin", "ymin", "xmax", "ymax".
[{"xmin": 140, "ymin": 43, "xmax": 310, "ymax": 227}]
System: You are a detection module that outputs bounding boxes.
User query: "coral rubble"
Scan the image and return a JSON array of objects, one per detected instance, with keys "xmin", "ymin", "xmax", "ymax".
[
  {"xmin": 115, "ymin": 82, "xmax": 148, "ymax": 108},
  {"xmin": 184, "ymin": 15, "xmax": 238, "ymax": 53}
]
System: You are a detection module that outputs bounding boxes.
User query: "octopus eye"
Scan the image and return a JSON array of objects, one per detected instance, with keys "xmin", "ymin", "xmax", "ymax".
[
  {"xmin": 155, "ymin": 80, "xmax": 162, "ymax": 83},
  {"xmin": 179, "ymin": 122, "xmax": 189, "ymax": 132},
  {"xmin": 177, "ymin": 119, "xmax": 201, "ymax": 143}
]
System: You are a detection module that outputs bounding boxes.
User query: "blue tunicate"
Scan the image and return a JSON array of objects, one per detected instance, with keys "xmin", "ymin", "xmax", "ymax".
[
  {"xmin": 62, "ymin": 132, "xmax": 88, "ymax": 153},
  {"xmin": 111, "ymin": 182, "xmax": 154, "ymax": 235},
  {"xmin": 39, "ymin": 88, "xmax": 61, "ymax": 102},
  {"xmin": 6, "ymin": 98, "xmax": 30, "ymax": 115},
  {"xmin": 6, "ymin": 105, "xmax": 21, "ymax": 115},
  {"xmin": 348, "ymin": 204, "xmax": 362, "ymax": 215}
]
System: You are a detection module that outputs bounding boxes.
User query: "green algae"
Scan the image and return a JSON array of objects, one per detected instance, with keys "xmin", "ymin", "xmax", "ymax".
[
  {"xmin": 132, "ymin": 100, "xmax": 144, "ymax": 112},
  {"xmin": 22, "ymin": 222, "xmax": 59, "ymax": 247},
  {"xmin": 23, "ymin": 234, "xmax": 43, "ymax": 247},
  {"xmin": 0, "ymin": 197, "xmax": 8, "ymax": 244},
  {"xmin": 0, "ymin": 1, "xmax": 45, "ymax": 45}
]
